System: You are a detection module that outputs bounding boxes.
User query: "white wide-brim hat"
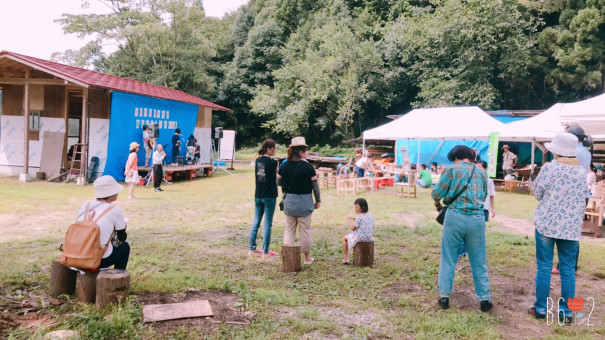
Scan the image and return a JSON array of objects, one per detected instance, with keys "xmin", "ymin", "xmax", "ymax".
[
  {"xmin": 290, "ymin": 136, "xmax": 308, "ymax": 147},
  {"xmin": 545, "ymin": 132, "xmax": 578, "ymax": 157},
  {"xmin": 94, "ymin": 175, "xmax": 124, "ymax": 198},
  {"xmin": 129, "ymin": 142, "xmax": 140, "ymax": 151}
]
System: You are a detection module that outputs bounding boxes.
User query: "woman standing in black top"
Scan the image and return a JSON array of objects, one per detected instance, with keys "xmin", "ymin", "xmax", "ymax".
[
  {"xmin": 278, "ymin": 137, "xmax": 321, "ymax": 265},
  {"xmin": 248, "ymin": 139, "xmax": 279, "ymax": 257}
]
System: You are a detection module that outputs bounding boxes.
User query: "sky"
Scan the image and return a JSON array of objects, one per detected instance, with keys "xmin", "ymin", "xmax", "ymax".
[{"xmin": 0, "ymin": 0, "xmax": 249, "ymax": 60}]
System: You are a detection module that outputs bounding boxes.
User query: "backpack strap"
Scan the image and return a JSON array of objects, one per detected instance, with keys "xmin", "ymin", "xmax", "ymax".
[
  {"xmin": 92, "ymin": 205, "xmax": 115, "ymax": 223},
  {"xmin": 83, "ymin": 201, "xmax": 92, "ymax": 222},
  {"xmin": 102, "ymin": 229, "xmax": 116, "ymax": 252}
]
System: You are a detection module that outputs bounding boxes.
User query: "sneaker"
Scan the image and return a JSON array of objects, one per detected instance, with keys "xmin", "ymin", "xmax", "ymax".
[
  {"xmin": 438, "ymin": 297, "xmax": 450, "ymax": 310},
  {"xmin": 552, "ymin": 267, "xmax": 560, "ymax": 274},
  {"xmin": 154, "ymin": 188, "xmax": 161, "ymax": 192},
  {"xmin": 528, "ymin": 307, "xmax": 546, "ymax": 319},
  {"xmin": 558, "ymin": 313, "xmax": 572, "ymax": 324},
  {"xmin": 303, "ymin": 257, "xmax": 314, "ymax": 265},
  {"xmin": 158, "ymin": 187, "xmax": 164, "ymax": 191},
  {"xmin": 128, "ymin": 195, "xmax": 137, "ymax": 200},
  {"xmin": 248, "ymin": 249, "xmax": 263, "ymax": 256},
  {"xmin": 262, "ymin": 251, "xmax": 276, "ymax": 258},
  {"xmin": 480, "ymin": 300, "xmax": 493, "ymax": 312}
]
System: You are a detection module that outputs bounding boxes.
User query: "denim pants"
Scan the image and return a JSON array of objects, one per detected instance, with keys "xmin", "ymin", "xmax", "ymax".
[
  {"xmin": 438, "ymin": 209, "xmax": 491, "ymax": 301},
  {"xmin": 534, "ymin": 230, "xmax": 578, "ymax": 317},
  {"xmin": 249, "ymin": 197, "xmax": 276, "ymax": 253},
  {"xmin": 354, "ymin": 167, "xmax": 364, "ymax": 178},
  {"xmin": 99, "ymin": 242, "xmax": 130, "ymax": 270}
]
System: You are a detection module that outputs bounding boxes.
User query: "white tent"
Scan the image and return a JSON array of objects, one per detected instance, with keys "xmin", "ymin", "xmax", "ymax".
[
  {"xmin": 498, "ymin": 104, "xmax": 564, "ymax": 142},
  {"xmin": 362, "ymin": 106, "xmax": 505, "ymax": 140},
  {"xmin": 559, "ymin": 93, "xmax": 605, "ymax": 136}
]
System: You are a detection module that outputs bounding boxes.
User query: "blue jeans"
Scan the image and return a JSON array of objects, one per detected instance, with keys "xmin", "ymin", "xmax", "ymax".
[
  {"xmin": 438, "ymin": 209, "xmax": 491, "ymax": 301},
  {"xmin": 354, "ymin": 167, "xmax": 364, "ymax": 178},
  {"xmin": 534, "ymin": 230, "xmax": 578, "ymax": 318},
  {"xmin": 249, "ymin": 197, "xmax": 277, "ymax": 253}
]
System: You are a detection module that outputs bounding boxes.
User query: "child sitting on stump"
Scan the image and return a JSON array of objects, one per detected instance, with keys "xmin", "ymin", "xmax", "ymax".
[{"xmin": 342, "ymin": 198, "xmax": 374, "ymax": 264}]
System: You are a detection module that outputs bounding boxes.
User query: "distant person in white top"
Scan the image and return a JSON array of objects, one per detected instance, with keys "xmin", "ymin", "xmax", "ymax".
[
  {"xmin": 400, "ymin": 146, "xmax": 411, "ymax": 171},
  {"xmin": 76, "ymin": 176, "xmax": 130, "ymax": 269},
  {"xmin": 477, "ymin": 161, "xmax": 496, "ymax": 221},
  {"xmin": 354, "ymin": 152, "xmax": 374, "ymax": 177},
  {"xmin": 565, "ymin": 125, "xmax": 592, "ymax": 171},
  {"xmin": 587, "ymin": 164, "xmax": 597, "ymax": 191},
  {"xmin": 501, "ymin": 145, "xmax": 517, "ymax": 177},
  {"xmin": 152, "ymin": 144, "xmax": 166, "ymax": 192}
]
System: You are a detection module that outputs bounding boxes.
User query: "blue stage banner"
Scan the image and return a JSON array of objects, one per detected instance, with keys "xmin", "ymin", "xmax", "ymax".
[
  {"xmin": 396, "ymin": 140, "xmax": 489, "ymax": 167},
  {"xmin": 104, "ymin": 91, "xmax": 198, "ymax": 180}
]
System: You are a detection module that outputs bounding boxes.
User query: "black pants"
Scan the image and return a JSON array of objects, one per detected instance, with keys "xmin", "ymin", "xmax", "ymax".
[
  {"xmin": 99, "ymin": 242, "xmax": 130, "ymax": 270},
  {"xmin": 153, "ymin": 164, "xmax": 163, "ymax": 189}
]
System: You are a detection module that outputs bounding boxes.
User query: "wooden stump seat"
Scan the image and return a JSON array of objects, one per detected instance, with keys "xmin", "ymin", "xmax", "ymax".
[
  {"xmin": 77, "ymin": 271, "xmax": 100, "ymax": 303},
  {"xmin": 281, "ymin": 245, "xmax": 302, "ymax": 272},
  {"xmin": 353, "ymin": 241, "xmax": 374, "ymax": 267},
  {"xmin": 49, "ymin": 258, "xmax": 77, "ymax": 297},
  {"xmin": 96, "ymin": 269, "xmax": 130, "ymax": 309}
]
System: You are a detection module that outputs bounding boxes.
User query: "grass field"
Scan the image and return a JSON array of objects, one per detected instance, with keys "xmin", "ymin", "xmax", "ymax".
[{"xmin": 1, "ymin": 165, "xmax": 605, "ymax": 339}]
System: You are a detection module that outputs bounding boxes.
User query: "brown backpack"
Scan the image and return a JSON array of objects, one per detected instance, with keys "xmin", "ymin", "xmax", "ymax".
[{"xmin": 60, "ymin": 202, "xmax": 115, "ymax": 270}]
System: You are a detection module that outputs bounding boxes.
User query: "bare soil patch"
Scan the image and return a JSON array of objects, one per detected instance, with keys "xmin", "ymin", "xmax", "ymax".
[{"xmin": 134, "ymin": 290, "xmax": 254, "ymax": 336}]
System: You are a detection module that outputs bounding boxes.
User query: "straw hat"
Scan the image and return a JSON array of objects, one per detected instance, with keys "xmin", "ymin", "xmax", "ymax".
[
  {"xmin": 501, "ymin": 144, "xmax": 510, "ymax": 150},
  {"xmin": 129, "ymin": 142, "xmax": 140, "ymax": 151},
  {"xmin": 545, "ymin": 132, "xmax": 578, "ymax": 157},
  {"xmin": 290, "ymin": 136, "xmax": 308, "ymax": 147},
  {"xmin": 93, "ymin": 175, "xmax": 124, "ymax": 198}
]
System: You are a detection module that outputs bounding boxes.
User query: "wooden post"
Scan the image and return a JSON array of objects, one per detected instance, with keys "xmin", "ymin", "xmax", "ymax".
[
  {"xmin": 353, "ymin": 241, "xmax": 374, "ymax": 267},
  {"xmin": 77, "ymin": 271, "xmax": 99, "ymax": 304},
  {"xmin": 80, "ymin": 88, "xmax": 89, "ymax": 184},
  {"xmin": 49, "ymin": 258, "xmax": 77, "ymax": 297},
  {"xmin": 96, "ymin": 269, "xmax": 130, "ymax": 309},
  {"xmin": 281, "ymin": 245, "xmax": 301, "ymax": 272},
  {"xmin": 20, "ymin": 69, "xmax": 30, "ymax": 182}
]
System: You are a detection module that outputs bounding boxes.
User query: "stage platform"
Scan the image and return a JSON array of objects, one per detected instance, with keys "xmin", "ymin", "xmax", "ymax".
[{"xmin": 139, "ymin": 164, "xmax": 213, "ymax": 181}]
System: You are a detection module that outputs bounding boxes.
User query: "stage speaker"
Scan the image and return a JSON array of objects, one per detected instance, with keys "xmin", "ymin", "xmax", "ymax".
[
  {"xmin": 149, "ymin": 123, "xmax": 160, "ymax": 138},
  {"xmin": 215, "ymin": 127, "xmax": 223, "ymax": 139}
]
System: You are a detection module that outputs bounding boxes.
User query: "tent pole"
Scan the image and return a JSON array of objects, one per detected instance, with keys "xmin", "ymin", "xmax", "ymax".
[
  {"xmin": 362, "ymin": 135, "xmax": 365, "ymax": 156},
  {"xmin": 426, "ymin": 140, "xmax": 445, "ymax": 165},
  {"xmin": 530, "ymin": 141, "xmax": 535, "ymax": 176},
  {"xmin": 417, "ymin": 139, "xmax": 421, "ymax": 168}
]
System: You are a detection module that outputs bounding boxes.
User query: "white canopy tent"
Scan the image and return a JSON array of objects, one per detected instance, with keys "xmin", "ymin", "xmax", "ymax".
[
  {"xmin": 363, "ymin": 106, "xmax": 505, "ymax": 141},
  {"xmin": 362, "ymin": 106, "xmax": 505, "ymax": 165},
  {"xmin": 559, "ymin": 93, "xmax": 605, "ymax": 136}
]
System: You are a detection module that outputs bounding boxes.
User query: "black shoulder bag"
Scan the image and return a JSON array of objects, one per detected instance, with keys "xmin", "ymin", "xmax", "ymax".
[
  {"xmin": 436, "ymin": 165, "xmax": 476, "ymax": 225},
  {"xmin": 279, "ymin": 162, "xmax": 300, "ymax": 211}
]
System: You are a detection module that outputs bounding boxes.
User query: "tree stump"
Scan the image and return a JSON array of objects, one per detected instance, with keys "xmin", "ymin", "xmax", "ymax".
[
  {"xmin": 77, "ymin": 271, "xmax": 100, "ymax": 304},
  {"xmin": 281, "ymin": 245, "xmax": 302, "ymax": 272},
  {"xmin": 353, "ymin": 241, "xmax": 374, "ymax": 267},
  {"xmin": 49, "ymin": 258, "xmax": 77, "ymax": 297},
  {"xmin": 96, "ymin": 269, "xmax": 130, "ymax": 309}
]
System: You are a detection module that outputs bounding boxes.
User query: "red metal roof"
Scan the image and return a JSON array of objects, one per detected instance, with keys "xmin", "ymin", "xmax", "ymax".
[{"xmin": 0, "ymin": 50, "xmax": 231, "ymax": 111}]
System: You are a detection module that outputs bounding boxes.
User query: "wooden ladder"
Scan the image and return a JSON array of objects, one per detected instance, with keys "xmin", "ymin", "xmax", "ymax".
[{"xmin": 65, "ymin": 143, "xmax": 86, "ymax": 184}]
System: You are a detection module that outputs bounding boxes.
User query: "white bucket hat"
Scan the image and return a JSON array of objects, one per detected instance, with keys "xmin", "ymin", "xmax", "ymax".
[
  {"xmin": 545, "ymin": 132, "xmax": 578, "ymax": 157},
  {"xmin": 129, "ymin": 142, "xmax": 140, "ymax": 151},
  {"xmin": 290, "ymin": 136, "xmax": 308, "ymax": 147},
  {"xmin": 94, "ymin": 175, "xmax": 124, "ymax": 198}
]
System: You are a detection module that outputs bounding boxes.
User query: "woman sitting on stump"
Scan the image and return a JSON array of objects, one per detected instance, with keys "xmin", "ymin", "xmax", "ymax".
[
  {"xmin": 75, "ymin": 175, "xmax": 130, "ymax": 269},
  {"xmin": 342, "ymin": 198, "xmax": 374, "ymax": 264}
]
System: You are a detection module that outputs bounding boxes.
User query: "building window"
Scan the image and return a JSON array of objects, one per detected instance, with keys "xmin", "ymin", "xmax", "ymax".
[
  {"xmin": 29, "ymin": 110, "xmax": 41, "ymax": 132},
  {"xmin": 68, "ymin": 118, "xmax": 80, "ymax": 138}
]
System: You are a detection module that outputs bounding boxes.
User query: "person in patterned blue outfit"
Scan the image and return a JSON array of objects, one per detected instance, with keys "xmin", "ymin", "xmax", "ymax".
[
  {"xmin": 342, "ymin": 198, "xmax": 374, "ymax": 264},
  {"xmin": 528, "ymin": 132, "xmax": 588, "ymax": 324},
  {"xmin": 432, "ymin": 145, "xmax": 491, "ymax": 312}
]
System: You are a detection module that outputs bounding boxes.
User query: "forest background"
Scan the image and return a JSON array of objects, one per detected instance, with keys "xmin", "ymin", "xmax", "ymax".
[{"xmin": 54, "ymin": 0, "xmax": 605, "ymax": 147}]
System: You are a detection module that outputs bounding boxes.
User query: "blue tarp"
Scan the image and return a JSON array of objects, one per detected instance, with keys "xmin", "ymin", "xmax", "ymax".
[
  {"xmin": 104, "ymin": 91, "xmax": 198, "ymax": 180},
  {"xmin": 395, "ymin": 140, "xmax": 489, "ymax": 167}
]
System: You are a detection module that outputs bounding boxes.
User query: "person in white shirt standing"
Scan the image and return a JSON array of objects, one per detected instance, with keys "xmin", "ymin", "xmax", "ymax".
[
  {"xmin": 477, "ymin": 161, "xmax": 496, "ymax": 221},
  {"xmin": 152, "ymin": 144, "xmax": 166, "ymax": 192},
  {"xmin": 501, "ymin": 145, "xmax": 517, "ymax": 177}
]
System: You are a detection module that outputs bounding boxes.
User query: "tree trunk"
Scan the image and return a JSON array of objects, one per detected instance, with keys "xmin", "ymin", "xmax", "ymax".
[
  {"xmin": 77, "ymin": 271, "xmax": 99, "ymax": 304},
  {"xmin": 353, "ymin": 241, "xmax": 374, "ymax": 267},
  {"xmin": 49, "ymin": 258, "xmax": 77, "ymax": 297},
  {"xmin": 96, "ymin": 269, "xmax": 130, "ymax": 309},
  {"xmin": 281, "ymin": 245, "xmax": 302, "ymax": 273}
]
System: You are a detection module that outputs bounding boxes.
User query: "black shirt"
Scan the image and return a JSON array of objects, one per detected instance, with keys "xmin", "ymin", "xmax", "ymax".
[
  {"xmin": 255, "ymin": 156, "xmax": 278, "ymax": 198},
  {"xmin": 278, "ymin": 160, "xmax": 316, "ymax": 195}
]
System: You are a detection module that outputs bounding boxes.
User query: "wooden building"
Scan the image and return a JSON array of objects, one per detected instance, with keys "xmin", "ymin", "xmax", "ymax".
[{"xmin": 0, "ymin": 51, "xmax": 231, "ymax": 181}]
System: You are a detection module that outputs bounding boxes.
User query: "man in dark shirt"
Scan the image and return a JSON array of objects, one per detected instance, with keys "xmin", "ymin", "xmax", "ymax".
[{"xmin": 171, "ymin": 128, "xmax": 181, "ymax": 165}]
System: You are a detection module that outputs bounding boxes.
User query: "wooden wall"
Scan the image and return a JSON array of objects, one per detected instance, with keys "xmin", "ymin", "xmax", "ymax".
[
  {"xmin": 1, "ymin": 84, "xmax": 23, "ymax": 116},
  {"xmin": 196, "ymin": 106, "xmax": 213, "ymax": 128},
  {"xmin": 88, "ymin": 88, "xmax": 109, "ymax": 119},
  {"xmin": 44, "ymin": 86, "xmax": 65, "ymax": 118}
]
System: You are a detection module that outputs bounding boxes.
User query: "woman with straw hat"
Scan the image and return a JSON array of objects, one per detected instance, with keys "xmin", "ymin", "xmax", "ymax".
[
  {"xmin": 529, "ymin": 132, "xmax": 588, "ymax": 324},
  {"xmin": 277, "ymin": 137, "xmax": 321, "ymax": 265},
  {"xmin": 124, "ymin": 142, "xmax": 140, "ymax": 199}
]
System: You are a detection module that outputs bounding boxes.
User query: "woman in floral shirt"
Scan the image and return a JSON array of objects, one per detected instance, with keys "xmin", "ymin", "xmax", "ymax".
[
  {"xmin": 342, "ymin": 198, "xmax": 374, "ymax": 264},
  {"xmin": 529, "ymin": 132, "xmax": 588, "ymax": 323}
]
